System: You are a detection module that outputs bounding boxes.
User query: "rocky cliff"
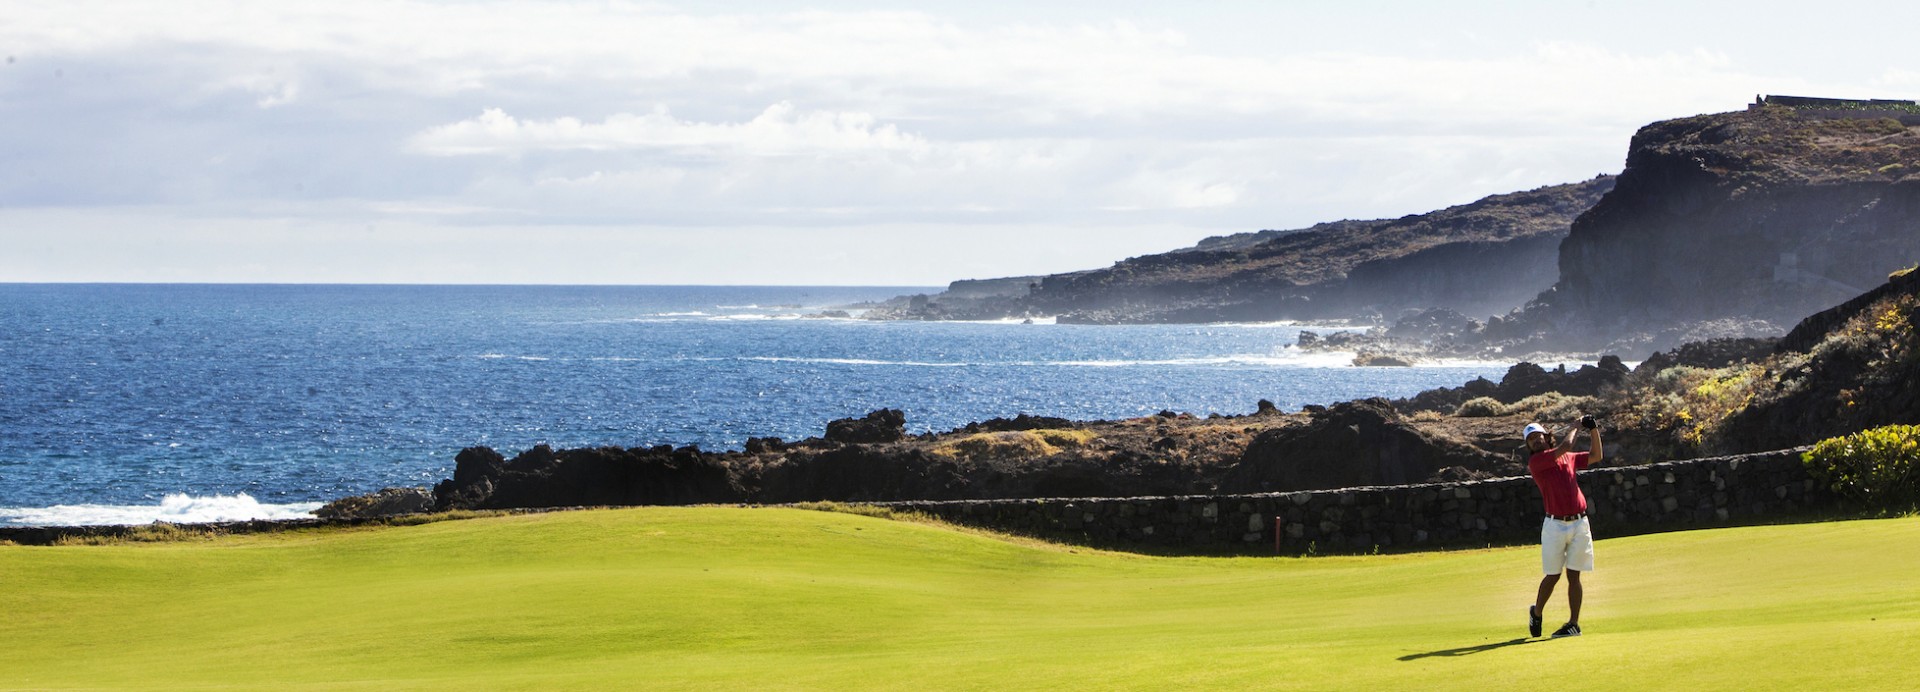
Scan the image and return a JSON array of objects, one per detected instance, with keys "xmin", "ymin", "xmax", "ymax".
[
  {"xmin": 1033, "ymin": 177, "xmax": 1615, "ymax": 324},
  {"xmin": 864, "ymin": 177, "xmax": 1613, "ymax": 323},
  {"xmin": 1491, "ymin": 105, "xmax": 1920, "ymax": 355},
  {"xmin": 869, "ymin": 102, "xmax": 1920, "ymax": 359}
]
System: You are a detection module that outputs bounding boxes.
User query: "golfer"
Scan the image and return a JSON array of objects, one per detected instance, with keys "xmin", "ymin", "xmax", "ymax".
[{"xmin": 1524, "ymin": 417, "xmax": 1602, "ymax": 638}]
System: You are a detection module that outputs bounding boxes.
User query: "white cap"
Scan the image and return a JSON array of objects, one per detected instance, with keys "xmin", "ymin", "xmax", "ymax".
[{"xmin": 1523, "ymin": 423, "xmax": 1548, "ymax": 439}]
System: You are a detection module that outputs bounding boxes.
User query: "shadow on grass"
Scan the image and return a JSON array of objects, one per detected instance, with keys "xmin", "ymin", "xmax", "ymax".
[{"xmin": 1397, "ymin": 637, "xmax": 1544, "ymax": 661}]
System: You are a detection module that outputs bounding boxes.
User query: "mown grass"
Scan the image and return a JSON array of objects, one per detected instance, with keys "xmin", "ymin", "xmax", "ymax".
[{"xmin": 1, "ymin": 508, "xmax": 1915, "ymax": 690}]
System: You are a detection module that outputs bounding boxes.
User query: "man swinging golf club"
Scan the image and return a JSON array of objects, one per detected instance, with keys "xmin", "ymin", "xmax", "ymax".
[{"xmin": 1525, "ymin": 415, "xmax": 1603, "ymax": 638}]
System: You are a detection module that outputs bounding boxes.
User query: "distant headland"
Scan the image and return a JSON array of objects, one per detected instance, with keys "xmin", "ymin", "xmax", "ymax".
[{"xmin": 860, "ymin": 97, "xmax": 1920, "ymax": 363}]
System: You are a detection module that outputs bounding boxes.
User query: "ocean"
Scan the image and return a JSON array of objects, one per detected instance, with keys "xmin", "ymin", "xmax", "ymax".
[{"xmin": 0, "ymin": 284, "xmax": 1523, "ymax": 526}]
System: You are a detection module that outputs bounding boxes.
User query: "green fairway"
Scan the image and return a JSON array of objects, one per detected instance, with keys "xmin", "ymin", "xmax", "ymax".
[{"xmin": 2, "ymin": 508, "xmax": 1915, "ymax": 690}]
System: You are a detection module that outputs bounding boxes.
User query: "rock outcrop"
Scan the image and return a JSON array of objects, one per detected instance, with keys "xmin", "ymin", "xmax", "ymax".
[
  {"xmin": 1488, "ymin": 105, "xmax": 1920, "ymax": 356},
  {"xmin": 855, "ymin": 277, "xmax": 1041, "ymax": 321},
  {"xmin": 433, "ymin": 444, "xmax": 744, "ymax": 510},
  {"xmin": 1220, "ymin": 399, "xmax": 1503, "ymax": 492},
  {"xmin": 1632, "ymin": 337, "xmax": 1779, "ymax": 374},
  {"xmin": 314, "ymin": 486, "xmax": 435, "ymax": 520},
  {"xmin": 1394, "ymin": 358, "xmax": 1630, "ymax": 414},
  {"xmin": 958, "ymin": 413, "xmax": 1079, "ymax": 433},
  {"xmin": 824, "ymin": 408, "xmax": 908, "ymax": 444}
]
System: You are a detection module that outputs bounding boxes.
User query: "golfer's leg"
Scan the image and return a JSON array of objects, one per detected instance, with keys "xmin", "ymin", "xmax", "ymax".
[
  {"xmin": 1566, "ymin": 570, "xmax": 1583, "ymax": 625},
  {"xmin": 1535, "ymin": 573, "xmax": 1559, "ymax": 615},
  {"xmin": 1536, "ymin": 517, "xmax": 1566, "ymax": 615}
]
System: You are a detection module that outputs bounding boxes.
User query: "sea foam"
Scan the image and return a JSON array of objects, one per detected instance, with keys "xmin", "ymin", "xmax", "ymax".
[{"xmin": 0, "ymin": 493, "xmax": 323, "ymax": 527}]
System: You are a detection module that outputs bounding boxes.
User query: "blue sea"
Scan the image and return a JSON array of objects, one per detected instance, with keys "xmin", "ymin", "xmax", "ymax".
[{"xmin": 0, "ymin": 284, "xmax": 1525, "ymax": 526}]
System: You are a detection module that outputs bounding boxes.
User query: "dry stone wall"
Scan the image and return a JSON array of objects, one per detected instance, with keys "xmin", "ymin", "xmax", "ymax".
[{"xmin": 882, "ymin": 447, "xmax": 1833, "ymax": 554}]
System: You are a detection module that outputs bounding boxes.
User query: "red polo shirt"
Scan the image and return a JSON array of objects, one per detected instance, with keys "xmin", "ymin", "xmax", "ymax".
[{"xmin": 1528, "ymin": 449, "xmax": 1591, "ymax": 516}]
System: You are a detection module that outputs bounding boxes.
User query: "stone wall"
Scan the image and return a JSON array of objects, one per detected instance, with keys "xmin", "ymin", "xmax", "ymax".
[
  {"xmin": 882, "ymin": 447, "xmax": 1833, "ymax": 554},
  {"xmin": 2, "ymin": 448, "xmax": 1839, "ymax": 552}
]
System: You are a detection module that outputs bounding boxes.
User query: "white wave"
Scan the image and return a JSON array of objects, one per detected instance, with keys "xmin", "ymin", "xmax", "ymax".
[
  {"xmin": 709, "ymin": 313, "xmax": 804, "ymax": 321},
  {"xmin": 919, "ymin": 316, "xmax": 1059, "ymax": 325},
  {"xmin": 1216, "ymin": 321, "xmax": 1373, "ymax": 331},
  {"xmin": 475, "ymin": 351, "xmax": 1529, "ymax": 370},
  {"xmin": 1211, "ymin": 320, "xmax": 1302, "ymax": 328},
  {"xmin": 653, "ymin": 311, "xmax": 709, "ymax": 317},
  {"xmin": 1035, "ymin": 352, "xmax": 1356, "ymax": 368},
  {"xmin": 0, "ymin": 493, "xmax": 323, "ymax": 527},
  {"xmin": 733, "ymin": 351, "xmax": 1364, "ymax": 368},
  {"xmin": 742, "ymin": 356, "xmax": 973, "ymax": 367},
  {"xmin": 1417, "ymin": 357, "xmax": 1604, "ymax": 369}
]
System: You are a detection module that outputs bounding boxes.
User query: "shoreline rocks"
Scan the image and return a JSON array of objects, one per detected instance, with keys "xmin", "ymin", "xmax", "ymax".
[{"xmin": 314, "ymin": 487, "xmax": 433, "ymax": 520}]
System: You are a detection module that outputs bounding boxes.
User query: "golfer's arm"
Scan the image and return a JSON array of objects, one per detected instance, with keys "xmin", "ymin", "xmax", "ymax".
[
  {"xmin": 1589, "ymin": 429, "xmax": 1604, "ymax": 465},
  {"xmin": 1556, "ymin": 427, "xmax": 1574, "ymax": 455}
]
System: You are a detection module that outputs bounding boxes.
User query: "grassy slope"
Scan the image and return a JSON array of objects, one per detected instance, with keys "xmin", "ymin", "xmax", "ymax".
[{"xmin": 2, "ymin": 509, "xmax": 1915, "ymax": 690}]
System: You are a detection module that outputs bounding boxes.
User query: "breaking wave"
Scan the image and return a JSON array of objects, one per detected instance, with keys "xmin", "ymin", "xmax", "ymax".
[
  {"xmin": 738, "ymin": 351, "xmax": 1362, "ymax": 368},
  {"xmin": 0, "ymin": 493, "xmax": 323, "ymax": 527},
  {"xmin": 469, "ymin": 351, "xmax": 1577, "ymax": 370}
]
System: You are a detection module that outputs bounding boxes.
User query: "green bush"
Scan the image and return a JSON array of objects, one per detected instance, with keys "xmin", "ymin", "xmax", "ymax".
[
  {"xmin": 1803, "ymin": 425, "xmax": 1920, "ymax": 506},
  {"xmin": 1454, "ymin": 397, "xmax": 1507, "ymax": 417}
]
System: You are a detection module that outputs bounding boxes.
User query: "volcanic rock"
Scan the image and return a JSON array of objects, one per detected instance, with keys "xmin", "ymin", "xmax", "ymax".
[
  {"xmin": 314, "ymin": 487, "xmax": 434, "ymax": 520},
  {"xmin": 433, "ymin": 444, "xmax": 742, "ymax": 510},
  {"xmin": 1220, "ymin": 398, "xmax": 1503, "ymax": 492},
  {"xmin": 824, "ymin": 409, "xmax": 908, "ymax": 444}
]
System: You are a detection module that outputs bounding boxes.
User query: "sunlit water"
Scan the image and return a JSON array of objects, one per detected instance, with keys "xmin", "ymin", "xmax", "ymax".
[{"xmin": 0, "ymin": 284, "xmax": 1524, "ymax": 525}]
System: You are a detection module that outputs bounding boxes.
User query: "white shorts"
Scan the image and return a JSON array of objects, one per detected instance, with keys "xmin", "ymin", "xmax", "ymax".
[{"xmin": 1541, "ymin": 516, "xmax": 1595, "ymax": 575}]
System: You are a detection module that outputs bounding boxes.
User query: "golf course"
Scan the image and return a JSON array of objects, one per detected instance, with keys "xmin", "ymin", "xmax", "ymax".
[{"xmin": 3, "ymin": 507, "xmax": 1915, "ymax": 690}]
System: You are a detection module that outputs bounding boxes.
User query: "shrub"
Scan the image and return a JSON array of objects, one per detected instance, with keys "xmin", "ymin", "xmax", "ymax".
[
  {"xmin": 1803, "ymin": 425, "xmax": 1920, "ymax": 507},
  {"xmin": 1454, "ymin": 397, "xmax": 1507, "ymax": 417},
  {"xmin": 1505, "ymin": 392, "xmax": 1594, "ymax": 420},
  {"xmin": 1604, "ymin": 363, "xmax": 1767, "ymax": 452}
]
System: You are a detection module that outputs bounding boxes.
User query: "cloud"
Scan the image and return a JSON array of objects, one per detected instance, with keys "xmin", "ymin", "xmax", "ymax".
[
  {"xmin": 1, "ymin": 2, "xmax": 1800, "ymax": 135},
  {"xmin": 409, "ymin": 102, "xmax": 928, "ymax": 157},
  {"xmin": 3, "ymin": 1, "xmax": 1913, "ymax": 283}
]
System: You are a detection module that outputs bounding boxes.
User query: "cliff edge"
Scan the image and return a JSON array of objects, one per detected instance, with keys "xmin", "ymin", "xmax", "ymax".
[
  {"xmin": 1493, "ymin": 102, "xmax": 1920, "ymax": 355},
  {"xmin": 865, "ymin": 177, "xmax": 1614, "ymax": 324}
]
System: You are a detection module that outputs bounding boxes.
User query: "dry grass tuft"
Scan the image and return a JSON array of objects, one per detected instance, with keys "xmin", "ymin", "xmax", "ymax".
[{"xmin": 929, "ymin": 429, "xmax": 1095, "ymax": 462}]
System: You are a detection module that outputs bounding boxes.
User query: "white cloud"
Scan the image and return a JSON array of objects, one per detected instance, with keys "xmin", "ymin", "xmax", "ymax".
[
  {"xmin": 409, "ymin": 102, "xmax": 928, "ymax": 157},
  {"xmin": 2, "ymin": 1, "xmax": 1914, "ymax": 283},
  {"xmin": 0, "ymin": 2, "xmax": 1803, "ymax": 133}
]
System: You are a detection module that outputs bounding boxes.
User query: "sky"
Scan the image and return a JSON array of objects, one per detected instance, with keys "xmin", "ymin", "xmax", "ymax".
[{"xmin": 3, "ymin": 1, "xmax": 1916, "ymax": 286}]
